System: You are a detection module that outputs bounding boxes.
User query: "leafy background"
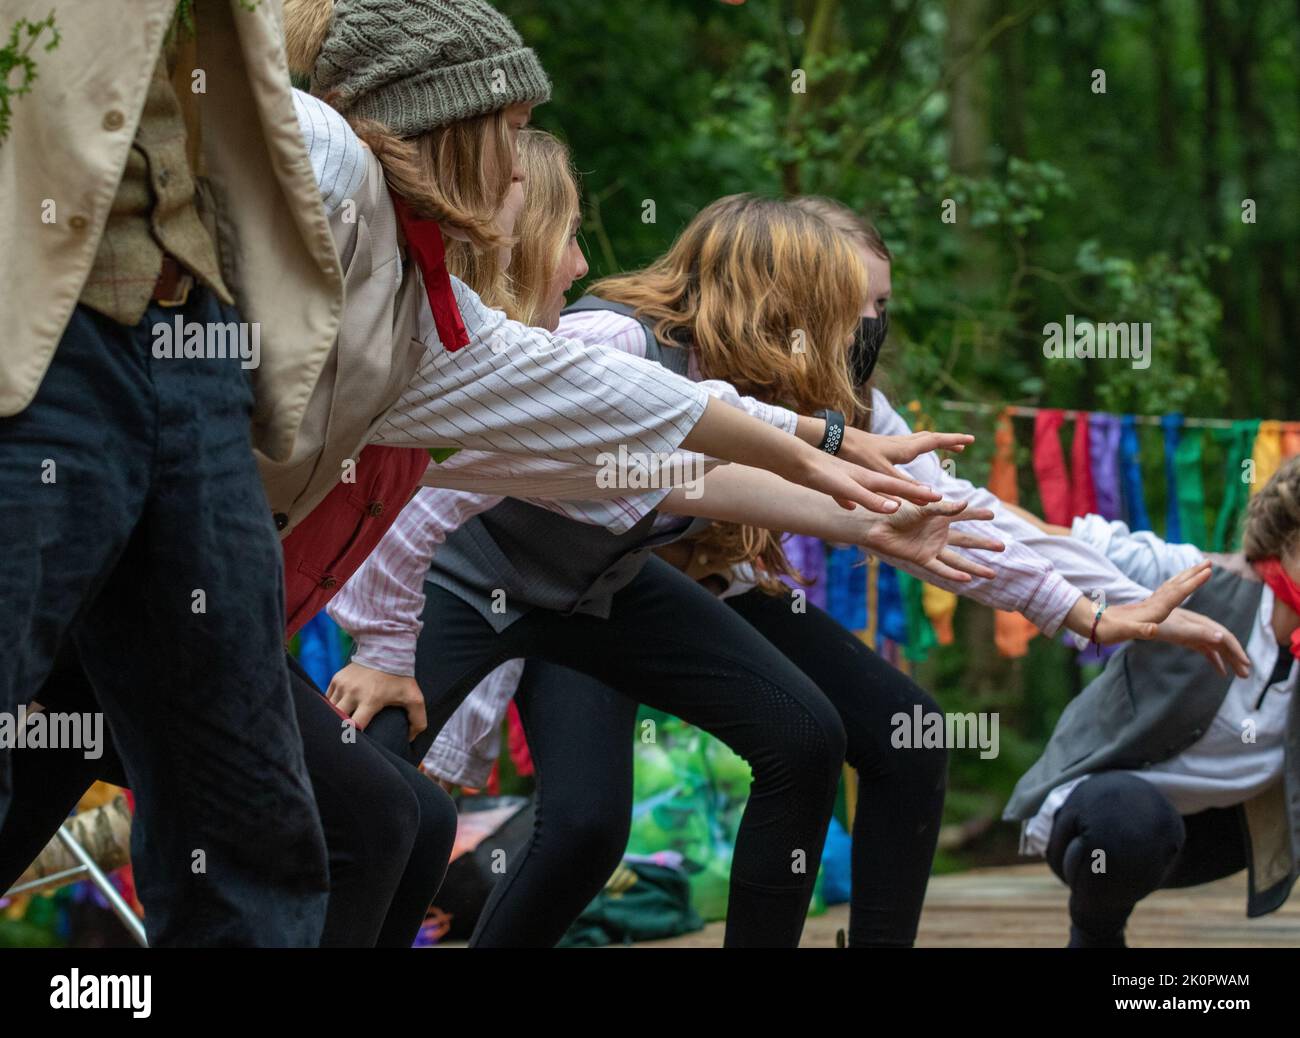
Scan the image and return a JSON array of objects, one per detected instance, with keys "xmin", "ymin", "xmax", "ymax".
[{"xmin": 499, "ymin": 0, "xmax": 1299, "ymax": 862}]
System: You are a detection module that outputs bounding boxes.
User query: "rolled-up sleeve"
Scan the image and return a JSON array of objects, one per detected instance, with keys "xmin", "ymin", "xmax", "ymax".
[
  {"xmin": 370, "ymin": 278, "xmax": 710, "ymax": 464},
  {"xmin": 870, "ymin": 390, "xmax": 1152, "ymax": 634}
]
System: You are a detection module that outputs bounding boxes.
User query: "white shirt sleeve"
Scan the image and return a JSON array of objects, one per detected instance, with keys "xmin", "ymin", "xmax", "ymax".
[
  {"xmin": 868, "ymin": 390, "xmax": 1154, "ymax": 632},
  {"xmin": 292, "ymin": 90, "xmax": 368, "ymax": 219},
  {"xmin": 421, "ymin": 659, "xmax": 524, "ymax": 788},
  {"xmin": 558, "ymin": 310, "xmax": 800, "ymax": 436},
  {"xmin": 1068, "ymin": 514, "xmax": 1207, "ymax": 591},
  {"xmin": 369, "ymin": 279, "xmax": 711, "ymax": 464},
  {"xmin": 328, "ymin": 488, "xmax": 499, "ymax": 676}
]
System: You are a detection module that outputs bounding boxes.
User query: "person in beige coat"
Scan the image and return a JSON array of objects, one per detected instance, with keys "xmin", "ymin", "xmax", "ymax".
[{"xmin": 0, "ymin": 0, "xmax": 346, "ymax": 947}]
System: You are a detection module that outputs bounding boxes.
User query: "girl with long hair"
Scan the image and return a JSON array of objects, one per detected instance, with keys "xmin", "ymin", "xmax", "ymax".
[{"xmin": 327, "ymin": 137, "xmax": 1220, "ymax": 945}]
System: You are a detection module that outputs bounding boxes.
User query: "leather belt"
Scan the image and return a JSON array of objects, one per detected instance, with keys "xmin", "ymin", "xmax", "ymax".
[{"xmin": 153, "ymin": 254, "xmax": 194, "ymax": 307}]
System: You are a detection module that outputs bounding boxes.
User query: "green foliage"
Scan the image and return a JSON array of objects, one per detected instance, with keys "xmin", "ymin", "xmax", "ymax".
[{"xmin": 0, "ymin": 11, "xmax": 59, "ymax": 143}]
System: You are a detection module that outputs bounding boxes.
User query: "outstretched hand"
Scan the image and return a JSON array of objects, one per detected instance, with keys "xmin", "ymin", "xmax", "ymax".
[
  {"xmin": 793, "ymin": 448, "xmax": 946, "ymax": 514},
  {"xmin": 839, "ymin": 428, "xmax": 974, "ymax": 484},
  {"xmin": 863, "ymin": 498, "xmax": 1005, "ymax": 582},
  {"xmin": 1085, "ymin": 561, "xmax": 1252, "ymax": 678}
]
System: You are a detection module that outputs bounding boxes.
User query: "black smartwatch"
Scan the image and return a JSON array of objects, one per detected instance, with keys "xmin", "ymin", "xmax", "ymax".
[{"xmin": 812, "ymin": 408, "xmax": 845, "ymax": 456}]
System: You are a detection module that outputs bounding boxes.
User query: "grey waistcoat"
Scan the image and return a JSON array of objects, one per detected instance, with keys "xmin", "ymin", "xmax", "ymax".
[
  {"xmin": 426, "ymin": 296, "xmax": 710, "ymax": 632},
  {"xmin": 1004, "ymin": 565, "xmax": 1300, "ymax": 916}
]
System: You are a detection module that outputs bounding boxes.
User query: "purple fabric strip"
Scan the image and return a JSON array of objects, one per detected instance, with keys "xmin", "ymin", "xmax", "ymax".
[
  {"xmin": 780, "ymin": 534, "xmax": 828, "ymax": 610},
  {"xmin": 1088, "ymin": 412, "xmax": 1123, "ymax": 521}
]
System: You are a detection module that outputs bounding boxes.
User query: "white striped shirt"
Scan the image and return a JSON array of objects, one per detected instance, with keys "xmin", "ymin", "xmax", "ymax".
[
  {"xmin": 294, "ymin": 88, "xmax": 715, "ymax": 475},
  {"xmin": 327, "ymin": 302, "xmax": 800, "ymax": 674}
]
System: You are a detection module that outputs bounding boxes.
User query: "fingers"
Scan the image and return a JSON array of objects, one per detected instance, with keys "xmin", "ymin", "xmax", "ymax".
[
  {"xmin": 937, "ymin": 548, "xmax": 997, "ymax": 580},
  {"xmin": 1146, "ymin": 561, "xmax": 1214, "ymax": 618},
  {"xmin": 1218, "ymin": 629, "xmax": 1252, "ymax": 678},
  {"xmin": 816, "ymin": 458, "xmax": 901, "ymax": 513},
  {"xmin": 352, "ymin": 698, "xmax": 378, "ymax": 731},
  {"xmin": 918, "ymin": 498, "xmax": 969, "ymax": 518},
  {"xmin": 921, "ymin": 557, "xmax": 973, "ymax": 583},
  {"xmin": 946, "ymin": 530, "xmax": 1006, "ymax": 553},
  {"xmin": 1198, "ymin": 646, "xmax": 1229, "ymax": 679},
  {"xmin": 1162, "ymin": 561, "xmax": 1213, "ymax": 602},
  {"xmin": 327, "ymin": 682, "xmax": 356, "ymax": 717},
  {"xmin": 887, "ymin": 431, "xmax": 973, "ymax": 463},
  {"xmin": 833, "ymin": 491, "xmax": 896, "ymax": 513},
  {"xmin": 1179, "ymin": 616, "xmax": 1251, "ymax": 679},
  {"xmin": 406, "ymin": 690, "xmax": 429, "ymax": 741},
  {"xmin": 861, "ymin": 469, "xmax": 942, "ymax": 505}
]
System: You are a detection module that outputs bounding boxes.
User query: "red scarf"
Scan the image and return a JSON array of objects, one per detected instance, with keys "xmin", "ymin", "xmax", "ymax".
[
  {"xmin": 390, "ymin": 194, "xmax": 470, "ymax": 352},
  {"xmin": 1253, "ymin": 557, "xmax": 1300, "ymax": 661}
]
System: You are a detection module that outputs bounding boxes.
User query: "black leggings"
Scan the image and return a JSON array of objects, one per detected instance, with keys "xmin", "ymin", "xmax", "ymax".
[
  {"xmin": 366, "ymin": 561, "xmax": 940, "ymax": 947},
  {"xmin": 1045, "ymin": 771, "xmax": 1248, "ymax": 947},
  {"xmin": 461, "ymin": 587, "xmax": 946, "ymax": 948},
  {"xmin": 0, "ymin": 646, "xmax": 454, "ymax": 948}
]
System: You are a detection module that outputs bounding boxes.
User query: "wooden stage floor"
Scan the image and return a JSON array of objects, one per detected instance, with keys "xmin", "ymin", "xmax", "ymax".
[{"xmin": 636, "ymin": 863, "xmax": 1300, "ymax": 948}]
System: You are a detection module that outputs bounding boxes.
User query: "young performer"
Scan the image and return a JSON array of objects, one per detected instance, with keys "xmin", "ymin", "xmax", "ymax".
[
  {"xmin": 788, "ymin": 196, "xmax": 1253, "ymax": 671},
  {"xmin": 1004, "ymin": 459, "xmax": 1300, "ymax": 947},
  {"xmin": 2, "ymin": 0, "xmax": 948, "ymax": 947},
  {"xmin": 348, "ymin": 177, "xmax": 1253, "ymax": 947},
  {"xmin": 325, "ymin": 136, "xmax": 1223, "ymax": 946}
]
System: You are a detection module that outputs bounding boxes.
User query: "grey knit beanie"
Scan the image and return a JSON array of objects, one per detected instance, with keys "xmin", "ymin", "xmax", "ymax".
[{"xmin": 312, "ymin": 0, "xmax": 552, "ymax": 136}]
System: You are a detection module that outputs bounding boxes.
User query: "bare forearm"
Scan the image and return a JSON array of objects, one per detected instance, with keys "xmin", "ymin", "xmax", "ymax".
[
  {"xmin": 660, "ymin": 463, "xmax": 872, "ymax": 543},
  {"xmin": 679, "ymin": 398, "xmax": 818, "ymax": 484}
]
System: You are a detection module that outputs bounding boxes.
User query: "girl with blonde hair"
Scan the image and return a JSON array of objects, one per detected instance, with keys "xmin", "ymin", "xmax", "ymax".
[{"xmin": 329, "ymin": 151, "xmax": 1214, "ymax": 945}]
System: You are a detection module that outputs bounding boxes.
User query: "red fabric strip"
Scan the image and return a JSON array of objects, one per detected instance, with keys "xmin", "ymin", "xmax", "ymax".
[
  {"xmin": 1253, "ymin": 558, "xmax": 1300, "ymax": 661},
  {"xmin": 390, "ymin": 194, "xmax": 470, "ymax": 352},
  {"xmin": 1032, "ymin": 409, "xmax": 1071, "ymax": 527},
  {"xmin": 1070, "ymin": 412, "xmax": 1098, "ymax": 519}
]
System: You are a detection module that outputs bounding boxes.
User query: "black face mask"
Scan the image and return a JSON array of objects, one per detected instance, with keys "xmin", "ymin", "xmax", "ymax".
[{"xmin": 849, "ymin": 310, "xmax": 888, "ymax": 385}]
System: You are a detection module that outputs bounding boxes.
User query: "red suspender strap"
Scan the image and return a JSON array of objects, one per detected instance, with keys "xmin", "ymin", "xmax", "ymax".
[{"xmin": 390, "ymin": 193, "xmax": 471, "ymax": 352}]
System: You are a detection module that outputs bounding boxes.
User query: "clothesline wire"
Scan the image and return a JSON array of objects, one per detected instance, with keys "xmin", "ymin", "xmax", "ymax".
[{"xmin": 934, "ymin": 400, "xmax": 1287, "ymax": 431}]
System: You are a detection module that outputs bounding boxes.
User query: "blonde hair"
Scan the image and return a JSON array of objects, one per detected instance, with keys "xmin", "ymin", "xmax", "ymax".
[
  {"xmin": 443, "ymin": 128, "xmax": 580, "ymax": 322},
  {"xmin": 789, "ymin": 195, "xmax": 893, "ymax": 428},
  {"xmin": 1243, "ymin": 456, "xmax": 1300, "ymax": 562},
  {"xmin": 591, "ymin": 195, "xmax": 869, "ymax": 586},
  {"xmin": 505, "ymin": 129, "xmax": 582, "ymax": 326},
  {"xmin": 789, "ymin": 196, "xmax": 892, "ymax": 263},
  {"xmin": 284, "ymin": 0, "xmax": 512, "ymax": 251}
]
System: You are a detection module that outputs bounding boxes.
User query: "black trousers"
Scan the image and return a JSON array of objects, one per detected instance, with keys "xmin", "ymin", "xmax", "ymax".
[
  {"xmin": 1045, "ymin": 771, "xmax": 1248, "ymax": 947},
  {"xmin": 365, "ymin": 558, "xmax": 856, "ymax": 947},
  {"xmin": 456, "ymin": 587, "xmax": 946, "ymax": 948},
  {"xmin": 0, "ymin": 648, "xmax": 454, "ymax": 948},
  {"xmin": 0, "ymin": 293, "xmax": 325, "ymax": 945}
]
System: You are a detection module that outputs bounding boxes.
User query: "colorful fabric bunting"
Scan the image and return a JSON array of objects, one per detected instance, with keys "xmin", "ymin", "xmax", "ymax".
[
  {"xmin": 1032, "ymin": 409, "xmax": 1071, "ymax": 526},
  {"xmin": 987, "ymin": 407, "xmax": 1039, "ymax": 658},
  {"xmin": 1283, "ymin": 423, "xmax": 1300, "ymax": 459},
  {"xmin": 898, "ymin": 570, "xmax": 938, "ymax": 662},
  {"xmin": 1212, "ymin": 419, "xmax": 1261, "ymax": 551},
  {"xmin": 780, "ymin": 534, "xmax": 828, "ymax": 610},
  {"xmin": 1119, "ymin": 414, "xmax": 1151, "ymax": 531},
  {"xmin": 1173, "ymin": 425, "xmax": 1207, "ymax": 548},
  {"xmin": 1161, "ymin": 414, "xmax": 1183, "ymax": 542},
  {"xmin": 1088, "ymin": 413, "xmax": 1123, "ymax": 521},
  {"xmin": 1251, "ymin": 420, "xmax": 1284, "ymax": 497},
  {"xmin": 1069, "ymin": 412, "xmax": 1097, "ymax": 520},
  {"xmin": 922, "ymin": 582, "xmax": 957, "ymax": 645},
  {"xmin": 826, "ymin": 545, "xmax": 868, "ymax": 632},
  {"xmin": 874, "ymin": 562, "xmax": 908, "ymax": 645}
]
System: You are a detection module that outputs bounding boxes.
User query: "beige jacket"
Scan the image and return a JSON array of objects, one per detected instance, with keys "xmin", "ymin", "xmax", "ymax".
[
  {"xmin": 0, "ymin": 0, "xmax": 342, "ymax": 463},
  {"xmin": 258, "ymin": 147, "xmax": 426, "ymax": 532}
]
